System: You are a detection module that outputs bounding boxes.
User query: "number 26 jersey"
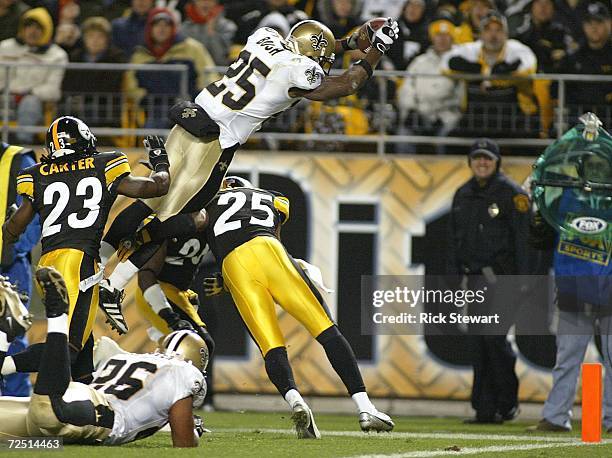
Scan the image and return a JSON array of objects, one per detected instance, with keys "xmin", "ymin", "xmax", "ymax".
[{"xmin": 16, "ymin": 152, "xmax": 131, "ymax": 257}]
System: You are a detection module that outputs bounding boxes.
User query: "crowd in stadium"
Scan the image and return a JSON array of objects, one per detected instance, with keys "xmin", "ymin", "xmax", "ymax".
[{"xmin": 0, "ymin": 0, "xmax": 610, "ymax": 148}]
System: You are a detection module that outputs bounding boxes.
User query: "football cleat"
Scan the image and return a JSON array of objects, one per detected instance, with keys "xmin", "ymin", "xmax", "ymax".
[
  {"xmin": 359, "ymin": 411, "xmax": 395, "ymax": 433},
  {"xmin": 291, "ymin": 402, "xmax": 321, "ymax": 439},
  {"xmin": 35, "ymin": 267, "xmax": 69, "ymax": 318},
  {"xmin": 0, "ymin": 276, "xmax": 33, "ymax": 341},
  {"xmin": 98, "ymin": 280, "xmax": 128, "ymax": 334}
]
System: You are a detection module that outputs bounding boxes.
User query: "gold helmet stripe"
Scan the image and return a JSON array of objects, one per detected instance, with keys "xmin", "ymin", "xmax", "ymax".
[{"xmin": 51, "ymin": 118, "xmax": 61, "ymax": 151}]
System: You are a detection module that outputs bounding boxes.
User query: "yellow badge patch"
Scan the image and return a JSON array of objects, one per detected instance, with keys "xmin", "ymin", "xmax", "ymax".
[{"xmin": 513, "ymin": 194, "xmax": 529, "ymax": 213}]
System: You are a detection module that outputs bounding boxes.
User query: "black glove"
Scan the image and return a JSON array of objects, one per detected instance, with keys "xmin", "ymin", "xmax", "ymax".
[
  {"xmin": 203, "ymin": 272, "xmax": 225, "ymax": 297},
  {"xmin": 143, "ymin": 135, "xmax": 169, "ymax": 172},
  {"xmin": 448, "ymin": 56, "xmax": 482, "ymax": 74},
  {"xmin": 491, "ymin": 59, "xmax": 521, "ymax": 75},
  {"xmin": 159, "ymin": 308, "xmax": 194, "ymax": 331}
]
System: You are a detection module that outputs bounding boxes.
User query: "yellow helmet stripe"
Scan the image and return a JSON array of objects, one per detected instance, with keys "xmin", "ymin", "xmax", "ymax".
[{"xmin": 51, "ymin": 118, "xmax": 61, "ymax": 151}]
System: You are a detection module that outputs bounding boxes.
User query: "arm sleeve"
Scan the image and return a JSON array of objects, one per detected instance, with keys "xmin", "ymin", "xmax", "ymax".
[
  {"xmin": 104, "ymin": 153, "xmax": 131, "ymax": 189},
  {"xmin": 288, "ymin": 58, "xmax": 325, "ymax": 91},
  {"xmin": 16, "ymin": 171, "xmax": 34, "ymax": 201}
]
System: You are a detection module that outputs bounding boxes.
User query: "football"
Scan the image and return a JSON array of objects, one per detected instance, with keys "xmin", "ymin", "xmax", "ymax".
[{"xmin": 356, "ymin": 17, "xmax": 388, "ymax": 52}]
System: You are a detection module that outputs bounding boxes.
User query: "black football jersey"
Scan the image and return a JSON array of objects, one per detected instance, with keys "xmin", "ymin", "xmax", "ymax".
[
  {"xmin": 206, "ymin": 187, "xmax": 289, "ymax": 262},
  {"xmin": 16, "ymin": 152, "xmax": 131, "ymax": 257},
  {"xmin": 158, "ymin": 231, "xmax": 210, "ymax": 291}
]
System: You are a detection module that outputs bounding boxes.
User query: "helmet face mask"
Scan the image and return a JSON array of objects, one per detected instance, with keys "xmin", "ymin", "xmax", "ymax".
[
  {"xmin": 46, "ymin": 116, "xmax": 97, "ymax": 160},
  {"xmin": 286, "ymin": 20, "xmax": 336, "ymax": 74}
]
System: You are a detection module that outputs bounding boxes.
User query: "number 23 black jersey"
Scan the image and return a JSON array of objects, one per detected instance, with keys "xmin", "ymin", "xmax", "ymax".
[
  {"xmin": 16, "ymin": 152, "xmax": 131, "ymax": 257},
  {"xmin": 206, "ymin": 187, "xmax": 290, "ymax": 262}
]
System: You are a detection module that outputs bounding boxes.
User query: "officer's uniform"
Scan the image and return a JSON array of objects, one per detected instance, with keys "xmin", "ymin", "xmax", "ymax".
[
  {"xmin": 206, "ymin": 187, "xmax": 334, "ymax": 356},
  {"xmin": 16, "ymin": 151, "xmax": 131, "ymax": 376},
  {"xmin": 135, "ymin": 230, "xmax": 209, "ymax": 335},
  {"xmin": 448, "ymin": 142, "xmax": 530, "ymax": 422}
]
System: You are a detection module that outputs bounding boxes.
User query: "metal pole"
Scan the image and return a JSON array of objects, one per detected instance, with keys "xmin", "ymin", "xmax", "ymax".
[
  {"xmin": 3, "ymin": 67, "xmax": 10, "ymax": 143},
  {"xmin": 557, "ymin": 79, "xmax": 565, "ymax": 139}
]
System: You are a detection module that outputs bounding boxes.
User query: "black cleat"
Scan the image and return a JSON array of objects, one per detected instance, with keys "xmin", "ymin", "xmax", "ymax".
[
  {"xmin": 98, "ymin": 280, "xmax": 128, "ymax": 334},
  {"xmin": 0, "ymin": 276, "xmax": 33, "ymax": 341},
  {"xmin": 35, "ymin": 267, "xmax": 69, "ymax": 318}
]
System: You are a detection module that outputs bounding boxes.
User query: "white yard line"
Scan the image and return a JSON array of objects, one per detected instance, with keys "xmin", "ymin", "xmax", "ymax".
[
  {"xmin": 351, "ymin": 441, "xmax": 605, "ymax": 458},
  {"xmin": 215, "ymin": 427, "xmax": 608, "ymax": 443}
]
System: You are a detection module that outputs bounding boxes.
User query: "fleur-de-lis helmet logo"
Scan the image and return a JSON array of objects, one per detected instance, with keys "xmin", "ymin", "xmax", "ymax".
[{"xmin": 310, "ymin": 32, "xmax": 328, "ymax": 51}]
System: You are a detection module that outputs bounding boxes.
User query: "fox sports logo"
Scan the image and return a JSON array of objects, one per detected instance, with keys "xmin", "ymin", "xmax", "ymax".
[{"xmin": 570, "ymin": 216, "xmax": 607, "ymax": 234}]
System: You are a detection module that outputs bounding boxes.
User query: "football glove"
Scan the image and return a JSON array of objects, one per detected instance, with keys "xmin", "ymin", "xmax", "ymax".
[
  {"xmin": 371, "ymin": 18, "xmax": 399, "ymax": 54},
  {"xmin": 193, "ymin": 415, "xmax": 211, "ymax": 436},
  {"xmin": 116, "ymin": 228, "xmax": 152, "ymax": 262},
  {"xmin": 159, "ymin": 308, "xmax": 194, "ymax": 331},
  {"xmin": 203, "ymin": 273, "xmax": 225, "ymax": 297},
  {"xmin": 186, "ymin": 289, "xmax": 200, "ymax": 310},
  {"xmin": 345, "ymin": 27, "xmax": 361, "ymax": 51},
  {"xmin": 143, "ymin": 135, "xmax": 169, "ymax": 172}
]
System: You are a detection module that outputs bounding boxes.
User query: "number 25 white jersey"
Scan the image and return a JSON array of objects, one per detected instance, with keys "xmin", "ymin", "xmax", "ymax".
[
  {"xmin": 91, "ymin": 352, "xmax": 204, "ymax": 445},
  {"xmin": 195, "ymin": 27, "xmax": 325, "ymax": 149}
]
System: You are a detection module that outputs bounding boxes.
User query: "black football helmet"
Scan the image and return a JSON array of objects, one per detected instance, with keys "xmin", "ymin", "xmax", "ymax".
[
  {"xmin": 222, "ymin": 176, "xmax": 253, "ymax": 189},
  {"xmin": 46, "ymin": 116, "xmax": 97, "ymax": 159}
]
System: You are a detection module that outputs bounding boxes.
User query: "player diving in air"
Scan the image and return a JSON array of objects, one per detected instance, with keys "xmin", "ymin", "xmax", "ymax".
[{"xmin": 97, "ymin": 18, "xmax": 401, "ymax": 334}]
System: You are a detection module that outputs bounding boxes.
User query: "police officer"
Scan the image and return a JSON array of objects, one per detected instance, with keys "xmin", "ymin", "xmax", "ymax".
[{"xmin": 448, "ymin": 138, "xmax": 530, "ymax": 423}]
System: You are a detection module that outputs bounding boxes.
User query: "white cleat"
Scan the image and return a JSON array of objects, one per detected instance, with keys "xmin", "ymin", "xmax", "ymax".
[
  {"xmin": 291, "ymin": 402, "xmax": 321, "ymax": 439},
  {"xmin": 359, "ymin": 411, "xmax": 395, "ymax": 433}
]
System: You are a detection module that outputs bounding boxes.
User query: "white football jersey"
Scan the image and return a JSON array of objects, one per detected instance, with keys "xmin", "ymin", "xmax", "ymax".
[
  {"xmin": 90, "ymin": 352, "xmax": 204, "ymax": 445},
  {"xmin": 195, "ymin": 27, "xmax": 325, "ymax": 149}
]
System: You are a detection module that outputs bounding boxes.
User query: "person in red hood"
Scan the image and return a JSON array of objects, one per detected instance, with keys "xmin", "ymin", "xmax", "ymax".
[
  {"xmin": 125, "ymin": 7, "xmax": 216, "ymax": 128},
  {"xmin": 182, "ymin": 0, "xmax": 237, "ymax": 65}
]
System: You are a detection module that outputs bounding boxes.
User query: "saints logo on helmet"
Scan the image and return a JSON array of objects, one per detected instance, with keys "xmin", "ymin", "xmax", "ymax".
[
  {"xmin": 287, "ymin": 20, "xmax": 335, "ymax": 73},
  {"xmin": 162, "ymin": 330, "xmax": 210, "ymax": 373},
  {"xmin": 46, "ymin": 116, "xmax": 97, "ymax": 160}
]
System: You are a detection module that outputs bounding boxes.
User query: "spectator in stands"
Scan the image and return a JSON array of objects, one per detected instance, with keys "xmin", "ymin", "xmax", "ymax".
[
  {"xmin": 454, "ymin": 0, "xmax": 495, "ymax": 43},
  {"xmin": 126, "ymin": 7, "xmax": 216, "ymax": 128},
  {"xmin": 112, "ymin": 0, "xmax": 154, "ymax": 57},
  {"xmin": 0, "ymin": 0, "xmax": 29, "ymax": 42},
  {"xmin": 360, "ymin": 0, "xmax": 404, "ymax": 20},
  {"xmin": 515, "ymin": 0, "xmax": 574, "ymax": 137},
  {"xmin": 554, "ymin": 0, "xmax": 596, "ymax": 45},
  {"xmin": 564, "ymin": 2, "xmax": 611, "ymax": 121},
  {"xmin": 182, "ymin": 0, "xmax": 237, "ymax": 65},
  {"xmin": 316, "ymin": 0, "xmax": 361, "ymax": 40},
  {"xmin": 0, "ymin": 7, "xmax": 68, "ymax": 144},
  {"xmin": 442, "ymin": 11, "xmax": 538, "ymax": 137},
  {"xmin": 233, "ymin": 0, "xmax": 307, "ymax": 45},
  {"xmin": 78, "ymin": 0, "xmax": 131, "ymax": 21},
  {"xmin": 54, "ymin": 1, "xmax": 82, "ymax": 54},
  {"xmin": 61, "ymin": 16, "xmax": 126, "ymax": 127},
  {"xmin": 388, "ymin": 0, "xmax": 431, "ymax": 70},
  {"xmin": 397, "ymin": 18, "xmax": 462, "ymax": 154}
]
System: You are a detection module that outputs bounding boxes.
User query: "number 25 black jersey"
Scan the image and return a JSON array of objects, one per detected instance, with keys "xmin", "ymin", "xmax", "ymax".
[
  {"xmin": 16, "ymin": 152, "xmax": 131, "ymax": 257},
  {"xmin": 206, "ymin": 187, "xmax": 290, "ymax": 262}
]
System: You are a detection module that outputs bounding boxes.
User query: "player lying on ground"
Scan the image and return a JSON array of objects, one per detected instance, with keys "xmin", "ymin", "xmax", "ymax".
[
  {"xmin": 0, "ymin": 267, "xmax": 208, "ymax": 446},
  {"xmin": 96, "ymin": 18, "xmax": 400, "ymax": 333},
  {"xmin": 203, "ymin": 177, "xmax": 394, "ymax": 438},
  {"xmin": 1, "ymin": 116, "xmax": 170, "ymax": 382}
]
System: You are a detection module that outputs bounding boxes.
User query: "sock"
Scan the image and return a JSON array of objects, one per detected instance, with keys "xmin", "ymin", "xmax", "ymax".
[
  {"xmin": 284, "ymin": 388, "xmax": 305, "ymax": 409},
  {"xmin": 10, "ymin": 342, "xmax": 44, "ymax": 373},
  {"xmin": 143, "ymin": 284, "xmax": 172, "ymax": 314},
  {"xmin": 316, "ymin": 326, "xmax": 366, "ymax": 396},
  {"xmin": 34, "ymin": 333, "xmax": 71, "ymax": 396},
  {"xmin": 127, "ymin": 241, "xmax": 163, "ymax": 269},
  {"xmin": 103, "ymin": 200, "xmax": 153, "ymax": 248},
  {"xmin": 352, "ymin": 391, "xmax": 376, "ymax": 414},
  {"xmin": 264, "ymin": 347, "xmax": 297, "ymax": 397},
  {"xmin": 1, "ymin": 356, "xmax": 16, "ymax": 375},
  {"xmin": 107, "ymin": 260, "xmax": 139, "ymax": 290},
  {"xmin": 47, "ymin": 315, "xmax": 68, "ymax": 335},
  {"xmin": 99, "ymin": 241, "xmax": 116, "ymax": 267}
]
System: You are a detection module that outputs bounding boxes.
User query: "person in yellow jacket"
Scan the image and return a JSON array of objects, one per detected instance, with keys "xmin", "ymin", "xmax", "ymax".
[{"xmin": 125, "ymin": 7, "xmax": 218, "ymax": 129}]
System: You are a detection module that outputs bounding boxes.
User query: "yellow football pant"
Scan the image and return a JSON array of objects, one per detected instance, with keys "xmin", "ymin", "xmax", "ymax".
[
  {"xmin": 37, "ymin": 249, "xmax": 99, "ymax": 351},
  {"xmin": 222, "ymin": 236, "xmax": 334, "ymax": 356},
  {"xmin": 135, "ymin": 281, "xmax": 205, "ymax": 336}
]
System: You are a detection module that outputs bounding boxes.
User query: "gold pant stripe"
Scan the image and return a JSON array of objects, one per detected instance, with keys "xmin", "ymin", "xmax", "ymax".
[
  {"xmin": 38, "ymin": 249, "xmax": 98, "ymax": 348},
  {"xmin": 135, "ymin": 281, "xmax": 205, "ymax": 336},
  {"xmin": 222, "ymin": 236, "xmax": 334, "ymax": 356},
  {"xmin": 142, "ymin": 125, "xmax": 223, "ymax": 221}
]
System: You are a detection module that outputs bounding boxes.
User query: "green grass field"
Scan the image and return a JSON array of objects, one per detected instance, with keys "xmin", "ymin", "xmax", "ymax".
[{"xmin": 5, "ymin": 411, "xmax": 612, "ymax": 457}]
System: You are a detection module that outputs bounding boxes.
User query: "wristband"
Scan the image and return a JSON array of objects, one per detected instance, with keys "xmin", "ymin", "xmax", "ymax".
[{"xmin": 353, "ymin": 59, "xmax": 373, "ymax": 79}]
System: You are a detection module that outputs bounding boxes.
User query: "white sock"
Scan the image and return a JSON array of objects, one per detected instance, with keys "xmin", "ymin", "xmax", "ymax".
[
  {"xmin": 107, "ymin": 260, "xmax": 138, "ymax": 290},
  {"xmin": 47, "ymin": 314, "xmax": 69, "ymax": 335},
  {"xmin": 143, "ymin": 284, "xmax": 172, "ymax": 314},
  {"xmin": 352, "ymin": 391, "xmax": 376, "ymax": 414},
  {"xmin": 284, "ymin": 389, "xmax": 305, "ymax": 409},
  {"xmin": 99, "ymin": 241, "xmax": 116, "ymax": 267},
  {"xmin": 1, "ymin": 356, "xmax": 16, "ymax": 375},
  {"xmin": 0, "ymin": 331, "xmax": 8, "ymax": 352}
]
